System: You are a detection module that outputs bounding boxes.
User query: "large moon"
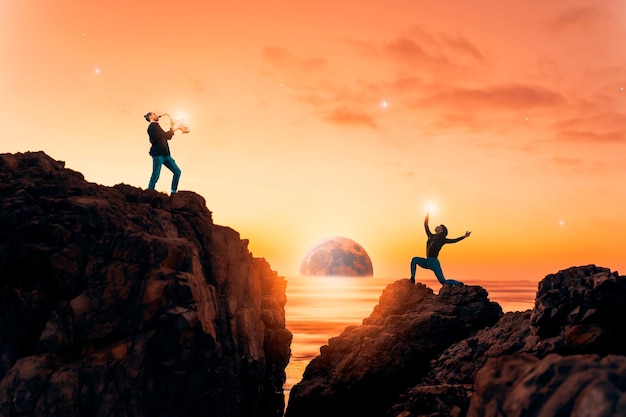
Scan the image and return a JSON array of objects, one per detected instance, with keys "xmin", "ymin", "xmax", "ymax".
[{"xmin": 300, "ymin": 236, "xmax": 373, "ymax": 277}]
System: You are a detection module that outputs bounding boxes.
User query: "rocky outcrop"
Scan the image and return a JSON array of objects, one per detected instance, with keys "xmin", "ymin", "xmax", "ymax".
[
  {"xmin": 530, "ymin": 265, "xmax": 626, "ymax": 356},
  {"xmin": 286, "ymin": 281, "xmax": 503, "ymax": 417},
  {"xmin": 0, "ymin": 151, "xmax": 292, "ymax": 417},
  {"xmin": 464, "ymin": 265, "xmax": 626, "ymax": 417},
  {"xmin": 468, "ymin": 353, "xmax": 626, "ymax": 417},
  {"xmin": 287, "ymin": 265, "xmax": 626, "ymax": 417}
]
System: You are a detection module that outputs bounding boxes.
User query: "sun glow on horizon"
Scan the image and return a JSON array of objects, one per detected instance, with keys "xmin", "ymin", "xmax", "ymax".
[{"xmin": 286, "ymin": 276, "xmax": 383, "ymax": 335}]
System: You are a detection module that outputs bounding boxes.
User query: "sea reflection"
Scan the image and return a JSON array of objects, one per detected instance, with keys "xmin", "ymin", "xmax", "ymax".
[{"xmin": 283, "ymin": 275, "xmax": 538, "ymax": 399}]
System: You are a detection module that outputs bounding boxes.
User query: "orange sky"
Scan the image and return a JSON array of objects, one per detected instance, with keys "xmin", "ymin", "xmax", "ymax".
[{"xmin": 2, "ymin": 0, "xmax": 625, "ymax": 281}]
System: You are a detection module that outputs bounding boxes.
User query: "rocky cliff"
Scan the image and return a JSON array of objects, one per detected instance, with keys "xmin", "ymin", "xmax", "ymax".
[
  {"xmin": 0, "ymin": 151, "xmax": 292, "ymax": 417},
  {"xmin": 286, "ymin": 265, "xmax": 626, "ymax": 417}
]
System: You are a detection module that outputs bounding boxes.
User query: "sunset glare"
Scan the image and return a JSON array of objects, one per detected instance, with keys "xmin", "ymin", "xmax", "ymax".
[{"xmin": 2, "ymin": 0, "xmax": 625, "ymax": 283}]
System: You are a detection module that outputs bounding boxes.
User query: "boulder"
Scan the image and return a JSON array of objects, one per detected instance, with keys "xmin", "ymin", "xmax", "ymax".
[{"xmin": 530, "ymin": 265, "xmax": 626, "ymax": 356}]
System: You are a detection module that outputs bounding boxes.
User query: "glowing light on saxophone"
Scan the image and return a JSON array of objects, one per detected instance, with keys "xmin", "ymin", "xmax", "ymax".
[{"xmin": 160, "ymin": 113, "xmax": 190, "ymax": 134}]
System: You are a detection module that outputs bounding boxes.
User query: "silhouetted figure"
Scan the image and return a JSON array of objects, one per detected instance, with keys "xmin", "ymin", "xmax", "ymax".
[
  {"xmin": 410, "ymin": 212, "xmax": 471, "ymax": 286},
  {"xmin": 145, "ymin": 112, "xmax": 182, "ymax": 195}
]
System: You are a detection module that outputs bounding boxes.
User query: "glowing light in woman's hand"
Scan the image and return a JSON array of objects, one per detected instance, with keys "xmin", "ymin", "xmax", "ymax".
[{"xmin": 425, "ymin": 201, "xmax": 438, "ymax": 215}]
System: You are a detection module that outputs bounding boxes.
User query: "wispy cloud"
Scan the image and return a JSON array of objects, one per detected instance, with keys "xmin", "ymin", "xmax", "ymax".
[
  {"xmin": 441, "ymin": 34, "xmax": 486, "ymax": 63},
  {"xmin": 381, "ymin": 26, "xmax": 487, "ymax": 76},
  {"xmin": 384, "ymin": 37, "xmax": 447, "ymax": 67},
  {"xmin": 547, "ymin": 6, "xmax": 605, "ymax": 33},
  {"xmin": 418, "ymin": 84, "xmax": 565, "ymax": 111},
  {"xmin": 551, "ymin": 156, "xmax": 584, "ymax": 168},
  {"xmin": 324, "ymin": 107, "xmax": 377, "ymax": 129},
  {"xmin": 261, "ymin": 25, "xmax": 583, "ymax": 136},
  {"xmin": 554, "ymin": 129, "xmax": 626, "ymax": 144},
  {"xmin": 552, "ymin": 112, "xmax": 626, "ymax": 144}
]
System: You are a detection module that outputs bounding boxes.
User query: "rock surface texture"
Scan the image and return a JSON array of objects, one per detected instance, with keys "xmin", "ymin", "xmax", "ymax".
[
  {"xmin": 0, "ymin": 152, "xmax": 292, "ymax": 417},
  {"xmin": 286, "ymin": 281, "xmax": 503, "ymax": 417},
  {"xmin": 286, "ymin": 265, "xmax": 626, "ymax": 417}
]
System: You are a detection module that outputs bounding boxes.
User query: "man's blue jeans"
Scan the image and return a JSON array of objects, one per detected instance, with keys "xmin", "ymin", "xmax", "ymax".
[
  {"xmin": 410, "ymin": 256, "xmax": 463, "ymax": 285},
  {"xmin": 148, "ymin": 155, "xmax": 181, "ymax": 193}
]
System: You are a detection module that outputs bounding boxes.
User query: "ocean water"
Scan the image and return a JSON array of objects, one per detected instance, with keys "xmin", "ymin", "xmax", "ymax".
[{"xmin": 283, "ymin": 275, "xmax": 538, "ymax": 400}]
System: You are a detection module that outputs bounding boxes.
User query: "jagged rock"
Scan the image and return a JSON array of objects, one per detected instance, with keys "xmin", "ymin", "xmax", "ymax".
[
  {"xmin": 530, "ymin": 265, "xmax": 626, "ymax": 355},
  {"xmin": 425, "ymin": 311, "xmax": 535, "ymax": 385},
  {"xmin": 467, "ymin": 353, "xmax": 626, "ymax": 417},
  {"xmin": 287, "ymin": 265, "xmax": 626, "ymax": 417},
  {"xmin": 387, "ymin": 383, "xmax": 473, "ymax": 417},
  {"xmin": 0, "ymin": 151, "xmax": 292, "ymax": 417},
  {"xmin": 285, "ymin": 280, "xmax": 503, "ymax": 417},
  {"xmin": 404, "ymin": 266, "xmax": 626, "ymax": 415},
  {"xmin": 387, "ymin": 311, "xmax": 535, "ymax": 417}
]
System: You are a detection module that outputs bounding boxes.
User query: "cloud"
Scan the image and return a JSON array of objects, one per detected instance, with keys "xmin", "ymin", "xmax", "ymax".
[
  {"xmin": 547, "ymin": 6, "xmax": 604, "ymax": 33},
  {"xmin": 260, "ymin": 29, "xmax": 546, "ymax": 133},
  {"xmin": 554, "ymin": 129, "xmax": 626, "ymax": 144},
  {"xmin": 418, "ymin": 84, "xmax": 565, "ymax": 111},
  {"xmin": 294, "ymin": 85, "xmax": 380, "ymax": 115},
  {"xmin": 262, "ymin": 46, "xmax": 382, "ymax": 128},
  {"xmin": 552, "ymin": 112, "xmax": 626, "ymax": 144},
  {"xmin": 441, "ymin": 34, "xmax": 486, "ymax": 63},
  {"xmin": 429, "ymin": 112, "xmax": 483, "ymax": 132},
  {"xmin": 324, "ymin": 107, "xmax": 377, "ymax": 129},
  {"xmin": 382, "ymin": 26, "xmax": 486, "ymax": 73},
  {"xmin": 384, "ymin": 37, "xmax": 441, "ymax": 66}
]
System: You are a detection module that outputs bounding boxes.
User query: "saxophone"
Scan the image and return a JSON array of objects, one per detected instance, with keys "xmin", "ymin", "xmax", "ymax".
[{"xmin": 160, "ymin": 113, "xmax": 190, "ymax": 134}]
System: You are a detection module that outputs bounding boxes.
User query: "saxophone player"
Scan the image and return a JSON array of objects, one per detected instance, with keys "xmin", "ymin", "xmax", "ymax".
[{"xmin": 144, "ymin": 112, "xmax": 182, "ymax": 195}]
